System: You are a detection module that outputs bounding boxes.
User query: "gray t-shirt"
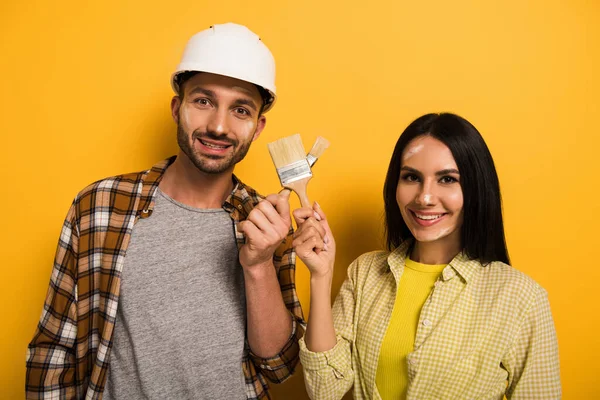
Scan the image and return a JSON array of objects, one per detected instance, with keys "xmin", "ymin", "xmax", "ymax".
[{"xmin": 104, "ymin": 188, "xmax": 247, "ymax": 400}]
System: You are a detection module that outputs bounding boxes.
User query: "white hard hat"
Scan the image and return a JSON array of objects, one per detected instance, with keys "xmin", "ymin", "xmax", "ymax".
[{"xmin": 172, "ymin": 23, "xmax": 277, "ymax": 112}]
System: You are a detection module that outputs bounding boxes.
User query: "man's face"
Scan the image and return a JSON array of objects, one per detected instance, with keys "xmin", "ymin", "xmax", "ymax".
[{"xmin": 172, "ymin": 73, "xmax": 266, "ymax": 174}]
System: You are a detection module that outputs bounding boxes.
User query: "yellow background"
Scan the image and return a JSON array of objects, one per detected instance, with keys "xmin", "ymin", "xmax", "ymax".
[{"xmin": 1, "ymin": 1, "xmax": 598, "ymax": 398}]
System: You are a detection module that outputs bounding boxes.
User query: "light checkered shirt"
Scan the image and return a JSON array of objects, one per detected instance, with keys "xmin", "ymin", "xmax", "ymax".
[
  {"xmin": 26, "ymin": 157, "xmax": 305, "ymax": 400},
  {"xmin": 300, "ymin": 241, "xmax": 561, "ymax": 399}
]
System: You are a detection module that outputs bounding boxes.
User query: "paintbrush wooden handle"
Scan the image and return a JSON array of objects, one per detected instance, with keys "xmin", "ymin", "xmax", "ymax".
[{"xmin": 286, "ymin": 176, "xmax": 311, "ymax": 208}]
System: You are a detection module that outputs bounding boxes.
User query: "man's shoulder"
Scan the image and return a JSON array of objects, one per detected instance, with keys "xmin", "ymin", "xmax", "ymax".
[
  {"xmin": 74, "ymin": 158, "xmax": 172, "ymax": 202},
  {"xmin": 75, "ymin": 169, "xmax": 150, "ymax": 200}
]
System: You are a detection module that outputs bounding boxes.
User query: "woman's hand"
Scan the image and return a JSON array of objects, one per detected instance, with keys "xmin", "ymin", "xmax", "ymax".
[{"xmin": 292, "ymin": 202, "xmax": 336, "ymax": 280}]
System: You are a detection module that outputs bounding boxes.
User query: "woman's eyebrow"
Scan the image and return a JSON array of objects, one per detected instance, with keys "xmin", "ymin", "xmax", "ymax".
[
  {"xmin": 400, "ymin": 166, "xmax": 421, "ymax": 174},
  {"xmin": 436, "ymin": 168, "xmax": 460, "ymax": 176}
]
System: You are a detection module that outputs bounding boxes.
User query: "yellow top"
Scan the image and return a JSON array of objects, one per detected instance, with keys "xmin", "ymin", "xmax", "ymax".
[{"xmin": 375, "ymin": 257, "xmax": 446, "ymax": 400}]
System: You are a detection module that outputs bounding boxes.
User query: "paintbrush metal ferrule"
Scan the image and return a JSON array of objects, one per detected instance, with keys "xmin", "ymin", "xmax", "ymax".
[
  {"xmin": 277, "ymin": 159, "xmax": 312, "ymax": 185},
  {"xmin": 306, "ymin": 154, "xmax": 318, "ymax": 167}
]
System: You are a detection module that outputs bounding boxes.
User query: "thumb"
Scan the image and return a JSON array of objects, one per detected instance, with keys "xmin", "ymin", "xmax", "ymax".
[{"xmin": 313, "ymin": 201, "xmax": 327, "ymax": 221}]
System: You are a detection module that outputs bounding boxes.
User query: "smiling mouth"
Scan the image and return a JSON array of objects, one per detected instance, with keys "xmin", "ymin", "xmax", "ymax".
[
  {"xmin": 199, "ymin": 139, "xmax": 232, "ymax": 149},
  {"xmin": 413, "ymin": 212, "xmax": 445, "ymax": 221},
  {"xmin": 409, "ymin": 210, "xmax": 449, "ymax": 226}
]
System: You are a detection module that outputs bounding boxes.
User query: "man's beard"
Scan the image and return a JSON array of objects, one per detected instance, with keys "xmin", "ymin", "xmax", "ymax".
[{"xmin": 177, "ymin": 124, "xmax": 253, "ymax": 174}]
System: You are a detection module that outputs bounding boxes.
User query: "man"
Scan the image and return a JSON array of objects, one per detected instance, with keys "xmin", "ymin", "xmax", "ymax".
[{"xmin": 26, "ymin": 23, "xmax": 305, "ymax": 399}]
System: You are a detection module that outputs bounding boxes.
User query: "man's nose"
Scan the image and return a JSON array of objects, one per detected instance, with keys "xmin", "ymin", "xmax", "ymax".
[{"xmin": 206, "ymin": 108, "xmax": 229, "ymax": 135}]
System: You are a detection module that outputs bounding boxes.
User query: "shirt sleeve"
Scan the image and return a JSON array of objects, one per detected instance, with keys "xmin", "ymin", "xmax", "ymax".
[
  {"xmin": 247, "ymin": 227, "xmax": 306, "ymax": 383},
  {"xmin": 26, "ymin": 200, "xmax": 79, "ymax": 399},
  {"xmin": 300, "ymin": 258, "xmax": 358, "ymax": 400},
  {"xmin": 504, "ymin": 287, "xmax": 562, "ymax": 399}
]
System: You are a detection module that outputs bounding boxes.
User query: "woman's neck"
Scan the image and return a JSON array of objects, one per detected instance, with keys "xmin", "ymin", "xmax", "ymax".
[{"xmin": 410, "ymin": 233, "xmax": 462, "ymax": 265}]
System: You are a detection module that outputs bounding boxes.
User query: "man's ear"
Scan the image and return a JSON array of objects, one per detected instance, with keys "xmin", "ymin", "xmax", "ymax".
[
  {"xmin": 252, "ymin": 115, "xmax": 267, "ymax": 142},
  {"xmin": 171, "ymin": 96, "xmax": 182, "ymax": 124}
]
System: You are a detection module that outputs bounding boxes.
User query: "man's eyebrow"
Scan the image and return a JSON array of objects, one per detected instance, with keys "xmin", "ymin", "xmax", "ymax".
[{"xmin": 188, "ymin": 87, "xmax": 216, "ymax": 97}]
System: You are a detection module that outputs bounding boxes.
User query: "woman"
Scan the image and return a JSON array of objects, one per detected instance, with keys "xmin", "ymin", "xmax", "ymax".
[{"xmin": 292, "ymin": 113, "xmax": 561, "ymax": 399}]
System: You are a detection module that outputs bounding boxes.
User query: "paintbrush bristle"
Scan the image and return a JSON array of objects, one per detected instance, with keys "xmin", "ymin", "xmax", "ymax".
[
  {"xmin": 267, "ymin": 134, "xmax": 307, "ymax": 168},
  {"xmin": 308, "ymin": 136, "xmax": 330, "ymax": 159}
]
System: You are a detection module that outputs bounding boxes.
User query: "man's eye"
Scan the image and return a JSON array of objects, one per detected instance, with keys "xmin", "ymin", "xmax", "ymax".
[
  {"xmin": 235, "ymin": 107, "xmax": 250, "ymax": 116},
  {"xmin": 195, "ymin": 98, "xmax": 210, "ymax": 106}
]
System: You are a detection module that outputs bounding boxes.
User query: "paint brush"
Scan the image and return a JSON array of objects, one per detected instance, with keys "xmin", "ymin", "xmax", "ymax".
[
  {"xmin": 268, "ymin": 134, "xmax": 313, "ymax": 207},
  {"xmin": 306, "ymin": 136, "xmax": 330, "ymax": 167}
]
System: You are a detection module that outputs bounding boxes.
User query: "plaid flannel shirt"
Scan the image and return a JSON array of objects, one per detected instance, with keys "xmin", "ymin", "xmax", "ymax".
[
  {"xmin": 26, "ymin": 157, "xmax": 305, "ymax": 400},
  {"xmin": 300, "ymin": 241, "xmax": 561, "ymax": 399}
]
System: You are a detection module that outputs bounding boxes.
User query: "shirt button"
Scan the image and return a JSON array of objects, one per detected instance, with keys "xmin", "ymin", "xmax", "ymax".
[
  {"xmin": 142, "ymin": 209, "xmax": 149, "ymax": 214},
  {"xmin": 422, "ymin": 319, "xmax": 432, "ymax": 326},
  {"xmin": 237, "ymin": 204, "xmax": 243, "ymax": 209}
]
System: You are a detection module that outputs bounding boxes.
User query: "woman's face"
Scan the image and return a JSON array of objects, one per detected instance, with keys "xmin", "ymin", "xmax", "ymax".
[{"xmin": 396, "ymin": 135, "xmax": 464, "ymax": 247}]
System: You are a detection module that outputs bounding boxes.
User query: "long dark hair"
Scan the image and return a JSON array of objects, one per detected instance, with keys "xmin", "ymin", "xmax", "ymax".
[{"xmin": 383, "ymin": 113, "xmax": 510, "ymax": 265}]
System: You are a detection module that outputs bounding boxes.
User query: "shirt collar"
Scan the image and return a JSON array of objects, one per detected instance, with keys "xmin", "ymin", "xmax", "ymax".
[
  {"xmin": 136, "ymin": 156, "xmax": 175, "ymax": 217},
  {"xmin": 222, "ymin": 175, "xmax": 255, "ymax": 219},
  {"xmin": 444, "ymin": 252, "xmax": 481, "ymax": 283}
]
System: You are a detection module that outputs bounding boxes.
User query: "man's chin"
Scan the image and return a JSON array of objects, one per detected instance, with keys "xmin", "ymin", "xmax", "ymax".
[{"xmin": 190, "ymin": 158, "xmax": 235, "ymax": 175}]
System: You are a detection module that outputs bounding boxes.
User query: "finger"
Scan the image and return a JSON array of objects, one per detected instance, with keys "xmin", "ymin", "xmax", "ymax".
[
  {"xmin": 293, "ymin": 234, "xmax": 325, "ymax": 255},
  {"xmin": 313, "ymin": 201, "xmax": 327, "ymax": 221},
  {"xmin": 265, "ymin": 190, "xmax": 291, "ymax": 222},
  {"xmin": 255, "ymin": 200, "xmax": 284, "ymax": 227},
  {"xmin": 246, "ymin": 208, "xmax": 278, "ymax": 237},
  {"xmin": 299, "ymin": 218, "xmax": 327, "ymax": 240},
  {"xmin": 292, "ymin": 207, "xmax": 316, "ymax": 225},
  {"xmin": 313, "ymin": 201, "xmax": 335, "ymax": 245},
  {"xmin": 293, "ymin": 224, "xmax": 325, "ymax": 244},
  {"xmin": 238, "ymin": 220, "xmax": 261, "ymax": 241}
]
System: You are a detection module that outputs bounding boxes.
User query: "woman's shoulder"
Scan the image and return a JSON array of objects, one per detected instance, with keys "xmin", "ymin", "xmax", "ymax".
[
  {"xmin": 479, "ymin": 260, "xmax": 547, "ymax": 303},
  {"xmin": 354, "ymin": 250, "xmax": 391, "ymax": 264},
  {"xmin": 351, "ymin": 250, "xmax": 392, "ymax": 270},
  {"xmin": 345, "ymin": 250, "xmax": 393, "ymax": 281}
]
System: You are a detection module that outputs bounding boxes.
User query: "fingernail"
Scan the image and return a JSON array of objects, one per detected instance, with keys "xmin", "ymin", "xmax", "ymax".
[
  {"xmin": 314, "ymin": 201, "xmax": 321, "ymax": 209},
  {"xmin": 324, "ymin": 234, "xmax": 330, "ymax": 244},
  {"xmin": 314, "ymin": 211, "xmax": 322, "ymax": 221},
  {"xmin": 323, "ymin": 243, "xmax": 329, "ymax": 251}
]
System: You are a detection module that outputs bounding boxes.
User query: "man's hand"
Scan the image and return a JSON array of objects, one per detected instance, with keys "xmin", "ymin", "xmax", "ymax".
[{"xmin": 238, "ymin": 191, "xmax": 292, "ymax": 269}]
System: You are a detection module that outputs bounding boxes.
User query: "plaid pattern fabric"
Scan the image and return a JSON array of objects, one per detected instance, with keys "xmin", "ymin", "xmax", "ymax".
[
  {"xmin": 26, "ymin": 157, "xmax": 305, "ymax": 400},
  {"xmin": 300, "ymin": 241, "xmax": 561, "ymax": 399}
]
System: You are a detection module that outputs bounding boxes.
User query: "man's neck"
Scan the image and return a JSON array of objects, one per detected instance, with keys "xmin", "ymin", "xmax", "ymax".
[{"xmin": 158, "ymin": 153, "xmax": 235, "ymax": 209}]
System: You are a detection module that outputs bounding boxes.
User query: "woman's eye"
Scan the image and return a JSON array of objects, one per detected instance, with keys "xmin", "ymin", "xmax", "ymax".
[
  {"xmin": 440, "ymin": 176, "xmax": 458, "ymax": 184},
  {"xmin": 401, "ymin": 174, "xmax": 419, "ymax": 182}
]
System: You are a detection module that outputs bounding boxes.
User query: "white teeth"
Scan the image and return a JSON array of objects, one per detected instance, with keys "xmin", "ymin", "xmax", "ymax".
[
  {"xmin": 415, "ymin": 213, "xmax": 443, "ymax": 220},
  {"xmin": 201, "ymin": 140, "xmax": 227, "ymax": 149}
]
